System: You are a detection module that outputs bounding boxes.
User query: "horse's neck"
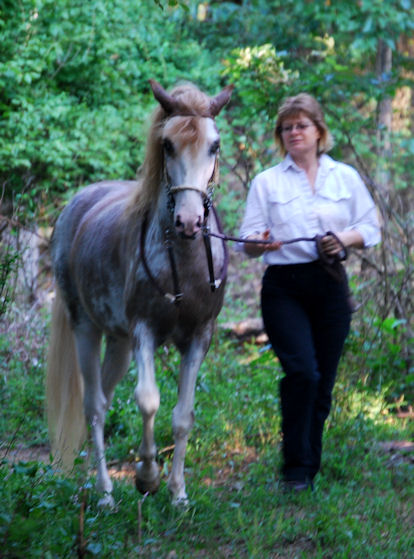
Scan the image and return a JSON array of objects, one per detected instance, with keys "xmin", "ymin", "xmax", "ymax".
[{"xmin": 151, "ymin": 196, "xmax": 173, "ymax": 237}]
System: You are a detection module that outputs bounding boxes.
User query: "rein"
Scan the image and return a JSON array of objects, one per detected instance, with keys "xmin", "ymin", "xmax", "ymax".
[
  {"xmin": 202, "ymin": 205, "xmax": 229, "ymax": 291},
  {"xmin": 206, "ymin": 229, "xmax": 348, "ymax": 282}
]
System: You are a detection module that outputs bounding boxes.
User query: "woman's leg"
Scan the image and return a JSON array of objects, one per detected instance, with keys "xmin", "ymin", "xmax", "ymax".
[
  {"xmin": 308, "ymin": 280, "xmax": 351, "ymax": 479},
  {"xmin": 261, "ymin": 264, "xmax": 351, "ymax": 483},
  {"xmin": 261, "ymin": 267, "xmax": 320, "ymax": 482}
]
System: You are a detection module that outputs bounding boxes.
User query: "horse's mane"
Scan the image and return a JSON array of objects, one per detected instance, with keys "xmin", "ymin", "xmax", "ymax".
[{"xmin": 124, "ymin": 83, "xmax": 213, "ymax": 219}]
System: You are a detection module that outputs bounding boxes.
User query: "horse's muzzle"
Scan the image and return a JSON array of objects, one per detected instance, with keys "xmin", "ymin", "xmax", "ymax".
[{"xmin": 175, "ymin": 215, "xmax": 203, "ymax": 238}]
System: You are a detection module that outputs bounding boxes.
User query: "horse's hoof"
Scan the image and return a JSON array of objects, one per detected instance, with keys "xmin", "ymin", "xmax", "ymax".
[
  {"xmin": 171, "ymin": 495, "xmax": 190, "ymax": 509},
  {"xmin": 98, "ymin": 493, "xmax": 115, "ymax": 508},
  {"xmin": 168, "ymin": 480, "xmax": 189, "ymax": 507},
  {"xmin": 135, "ymin": 462, "xmax": 160, "ymax": 495}
]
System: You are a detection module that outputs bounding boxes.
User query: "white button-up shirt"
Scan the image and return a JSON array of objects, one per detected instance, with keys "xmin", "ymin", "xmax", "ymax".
[{"xmin": 238, "ymin": 154, "xmax": 381, "ymax": 265}]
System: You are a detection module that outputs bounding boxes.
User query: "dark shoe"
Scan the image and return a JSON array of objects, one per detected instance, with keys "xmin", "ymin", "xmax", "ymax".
[{"xmin": 282, "ymin": 479, "xmax": 314, "ymax": 493}]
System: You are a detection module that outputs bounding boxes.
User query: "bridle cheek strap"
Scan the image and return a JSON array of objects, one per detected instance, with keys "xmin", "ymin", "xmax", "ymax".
[{"xmin": 202, "ymin": 205, "xmax": 228, "ymax": 292}]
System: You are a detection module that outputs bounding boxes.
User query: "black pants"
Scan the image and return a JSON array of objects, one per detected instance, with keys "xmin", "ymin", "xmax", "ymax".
[{"xmin": 261, "ymin": 261, "xmax": 351, "ymax": 482}]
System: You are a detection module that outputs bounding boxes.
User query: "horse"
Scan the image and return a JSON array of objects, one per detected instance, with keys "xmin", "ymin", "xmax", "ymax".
[{"xmin": 46, "ymin": 79, "xmax": 233, "ymax": 506}]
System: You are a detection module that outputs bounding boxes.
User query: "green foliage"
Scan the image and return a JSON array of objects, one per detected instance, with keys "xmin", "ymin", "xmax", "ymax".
[
  {"xmin": 219, "ymin": 0, "xmax": 414, "ymax": 173},
  {"xmin": 0, "ymin": 0, "xmax": 223, "ymax": 220},
  {"xmin": 345, "ymin": 311, "xmax": 414, "ymax": 402},
  {"xmin": 1, "ymin": 333, "xmax": 413, "ymax": 557},
  {"xmin": 0, "ymin": 311, "xmax": 48, "ymax": 443},
  {"xmin": 2, "ymin": 0, "xmax": 413, "ymax": 229}
]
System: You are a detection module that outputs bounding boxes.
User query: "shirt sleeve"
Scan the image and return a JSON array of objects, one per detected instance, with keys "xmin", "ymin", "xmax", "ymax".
[
  {"xmin": 238, "ymin": 176, "xmax": 269, "ymax": 239},
  {"xmin": 344, "ymin": 167, "xmax": 381, "ymax": 248}
]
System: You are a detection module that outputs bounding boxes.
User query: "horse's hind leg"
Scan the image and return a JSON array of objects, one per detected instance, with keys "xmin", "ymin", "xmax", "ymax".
[
  {"xmin": 133, "ymin": 324, "xmax": 161, "ymax": 495},
  {"xmin": 101, "ymin": 335, "xmax": 131, "ymax": 409},
  {"xmin": 74, "ymin": 322, "xmax": 113, "ymax": 506}
]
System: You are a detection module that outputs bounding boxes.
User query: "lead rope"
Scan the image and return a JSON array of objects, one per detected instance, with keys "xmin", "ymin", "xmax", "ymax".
[
  {"xmin": 206, "ymin": 229, "xmax": 347, "ymax": 280},
  {"xmin": 206, "ymin": 228, "xmax": 356, "ymax": 311}
]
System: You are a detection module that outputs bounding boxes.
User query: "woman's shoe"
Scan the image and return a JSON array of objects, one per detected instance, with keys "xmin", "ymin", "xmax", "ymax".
[{"xmin": 282, "ymin": 479, "xmax": 314, "ymax": 492}]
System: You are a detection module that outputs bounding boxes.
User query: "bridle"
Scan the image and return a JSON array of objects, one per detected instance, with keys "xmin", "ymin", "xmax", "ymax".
[{"xmin": 140, "ymin": 150, "xmax": 228, "ymax": 305}]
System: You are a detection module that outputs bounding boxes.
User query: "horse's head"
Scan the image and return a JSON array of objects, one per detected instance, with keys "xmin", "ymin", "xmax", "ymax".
[{"xmin": 150, "ymin": 80, "xmax": 233, "ymax": 238}]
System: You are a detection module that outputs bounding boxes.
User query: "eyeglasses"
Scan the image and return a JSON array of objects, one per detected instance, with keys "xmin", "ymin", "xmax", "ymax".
[{"xmin": 280, "ymin": 123, "xmax": 314, "ymax": 133}]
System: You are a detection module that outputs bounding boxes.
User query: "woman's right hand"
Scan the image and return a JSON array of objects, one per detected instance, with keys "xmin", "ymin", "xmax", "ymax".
[{"xmin": 243, "ymin": 230, "xmax": 281, "ymax": 257}]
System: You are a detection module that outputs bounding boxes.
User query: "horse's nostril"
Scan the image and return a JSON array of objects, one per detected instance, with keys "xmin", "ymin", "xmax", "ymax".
[{"xmin": 175, "ymin": 217, "xmax": 183, "ymax": 230}]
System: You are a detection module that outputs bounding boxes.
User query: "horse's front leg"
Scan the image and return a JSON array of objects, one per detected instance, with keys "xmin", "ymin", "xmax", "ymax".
[
  {"xmin": 169, "ymin": 332, "xmax": 212, "ymax": 505},
  {"xmin": 133, "ymin": 324, "xmax": 161, "ymax": 495}
]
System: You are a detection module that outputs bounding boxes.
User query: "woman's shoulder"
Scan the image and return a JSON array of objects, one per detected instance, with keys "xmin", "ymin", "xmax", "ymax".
[
  {"xmin": 322, "ymin": 154, "xmax": 362, "ymax": 181},
  {"xmin": 252, "ymin": 161, "xmax": 286, "ymax": 187},
  {"xmin": 318, "ymin": 155, "xmax": 371, "ymax": 205}
]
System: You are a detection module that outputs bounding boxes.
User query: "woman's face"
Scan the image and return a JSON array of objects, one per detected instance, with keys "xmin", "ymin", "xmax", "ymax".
[{"xmin": 280, "ymin": 112, "xmax": 320, "ymax": 159}]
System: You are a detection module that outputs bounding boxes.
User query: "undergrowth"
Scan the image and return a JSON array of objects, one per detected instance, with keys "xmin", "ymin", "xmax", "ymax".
[{"xmin": 0, "ymin": 323, "xmax": 413, "ymax": 558}]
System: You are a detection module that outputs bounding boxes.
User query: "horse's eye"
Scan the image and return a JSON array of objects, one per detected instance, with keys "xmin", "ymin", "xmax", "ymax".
[
  {"xmin": 209, "ymin": 140, "xmax": 220, "ymax": 156},
  {"xmin": 163, "ymin": 138, "xmax": 175, "ymax": 157}
]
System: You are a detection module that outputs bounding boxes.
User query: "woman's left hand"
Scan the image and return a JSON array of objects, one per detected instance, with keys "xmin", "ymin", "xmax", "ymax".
[{"xmin": 320, "ymin": 230, "xmax": 364, "ymax": 255}]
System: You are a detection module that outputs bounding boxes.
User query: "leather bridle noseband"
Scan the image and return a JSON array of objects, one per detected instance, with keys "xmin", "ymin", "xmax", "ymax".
[{"xmin": 167, "ymin": 184, "xmax": 215, "ymax": 220}]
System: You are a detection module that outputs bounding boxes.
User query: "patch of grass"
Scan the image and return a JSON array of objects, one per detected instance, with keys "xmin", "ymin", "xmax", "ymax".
[{"xmin": 1, "ymin": 324, "xmax": 413, "ymax": 557}]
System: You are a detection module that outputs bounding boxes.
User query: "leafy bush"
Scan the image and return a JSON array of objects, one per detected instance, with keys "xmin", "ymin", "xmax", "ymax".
[{"xmin": 0, "ymin": 0, "xmax": 224, "ymax": 220}]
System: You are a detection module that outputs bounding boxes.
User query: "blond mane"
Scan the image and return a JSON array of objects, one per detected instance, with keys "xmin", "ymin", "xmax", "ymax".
[{"xmin": 124, "ymin": 83, "xmax": 214, "ymax": 219}]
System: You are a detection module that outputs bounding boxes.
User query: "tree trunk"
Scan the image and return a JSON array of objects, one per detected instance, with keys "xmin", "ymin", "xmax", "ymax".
[{"xmin": 376, "ymin": 39, "xmax": 392, "ymax": 200}]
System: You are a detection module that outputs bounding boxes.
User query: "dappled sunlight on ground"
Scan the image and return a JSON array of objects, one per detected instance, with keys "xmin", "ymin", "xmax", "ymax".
[{"xmin": 202, "ymin": 445, "xmax": 259, "ymax": 489}]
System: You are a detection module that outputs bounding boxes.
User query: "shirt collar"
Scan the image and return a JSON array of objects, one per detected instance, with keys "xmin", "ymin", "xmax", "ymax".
[
  {"xmin": 280, "ymin": 153, "xmax": 301, "ymax": 172},
  {"xmin": 281, "ymin": 153, "xmax": 337, "ymax": 173}
]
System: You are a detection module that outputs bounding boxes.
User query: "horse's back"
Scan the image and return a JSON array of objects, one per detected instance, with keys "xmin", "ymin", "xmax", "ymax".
[
  {"xmin": 55, "ymin": 180, "xmax": 136, "ymax": 234},
  {"xmin": 51, "ymin": 180, "xmax": 138, "ymax": 330}
]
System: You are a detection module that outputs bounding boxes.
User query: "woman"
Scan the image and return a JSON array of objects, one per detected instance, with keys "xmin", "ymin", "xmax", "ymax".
[{"xmin": 238, "ymin": 93, "xmax": 380, "ymax": 491}]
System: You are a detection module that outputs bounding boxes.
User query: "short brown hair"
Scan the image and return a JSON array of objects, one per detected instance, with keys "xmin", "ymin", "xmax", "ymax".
[{"xmin": 274, "ymin": 93, "xmax": 333, "ymax": 156}]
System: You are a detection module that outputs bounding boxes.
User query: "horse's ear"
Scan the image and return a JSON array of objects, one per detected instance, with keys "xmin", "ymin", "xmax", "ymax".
[
  {"xmin": 149, "ymin": 79, "xmax": 177, "ymax": 114},
  {"xmin": 209, "ymin": 84, "xmax": 234, "ymax": 117}
]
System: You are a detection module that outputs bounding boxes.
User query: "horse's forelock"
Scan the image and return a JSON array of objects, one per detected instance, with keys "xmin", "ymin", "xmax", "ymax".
[
  {"xmin": 124, "ymin": 84, "xmax": 215, "ymax": 219},
  {"xmin": 163, "ymin": 117, "xmax": 207, "ymax": 149},
  {"xmin": 168, "ymin": 84, "xmax": 211, "ymax": 117}
]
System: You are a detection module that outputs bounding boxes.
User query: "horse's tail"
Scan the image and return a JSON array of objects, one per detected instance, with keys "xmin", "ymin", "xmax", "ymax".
[{"xmin": 46, "ymin": 287, "xmax": 86, "ymax": 469}]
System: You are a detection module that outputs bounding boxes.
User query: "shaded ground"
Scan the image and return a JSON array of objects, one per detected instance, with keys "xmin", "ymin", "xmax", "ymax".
[{"xmin": 2, "ymin": 439, "xmax": 413, "ymax": 488}]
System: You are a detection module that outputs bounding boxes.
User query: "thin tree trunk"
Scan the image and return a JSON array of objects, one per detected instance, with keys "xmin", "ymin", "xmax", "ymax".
[{"xmin": 376, "ymin": 39, "xmax": 392, "ymax": 201}]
